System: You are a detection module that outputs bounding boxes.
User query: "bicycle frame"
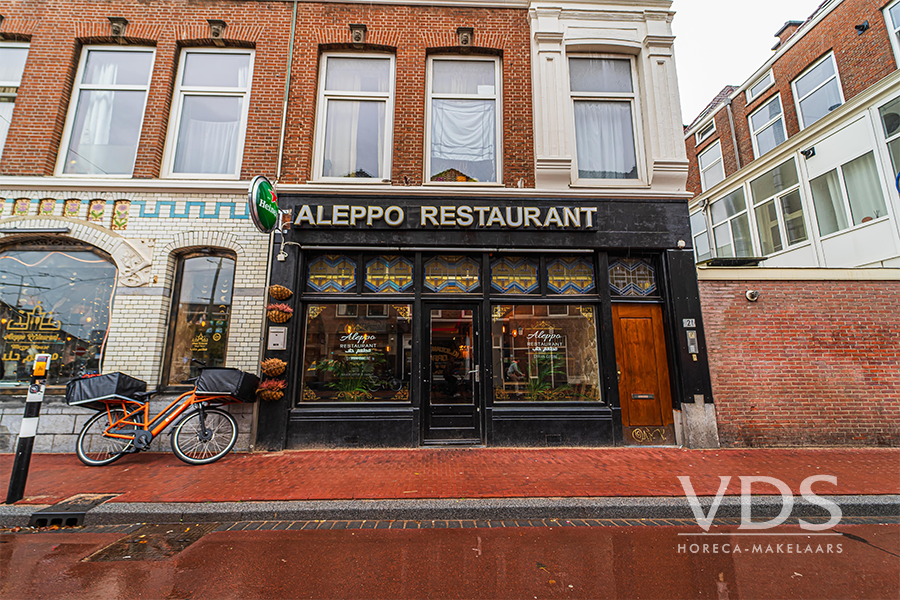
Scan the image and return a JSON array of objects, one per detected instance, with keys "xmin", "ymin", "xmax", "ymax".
[{"xmin": 99, "ymin": 390, "xmax": 236, "ymax": 443}]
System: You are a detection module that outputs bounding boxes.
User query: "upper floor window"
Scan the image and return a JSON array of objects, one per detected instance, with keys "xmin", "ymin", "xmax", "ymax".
[
  {"xmin": 568, "ymin": 56, "xmax": 639, "ymax": 181},
  {"xmin": 164, "ymin": 49, "xmax": 254, "ymax": 178},
  {"xmin": 809, "ymin": 151, "xmax": 887, "ymax": 236},
  {"xmin": 746, "ymin": 70, "xmax": 774, "ymax": 104},
  {"xmin": 710, "ymin": 188, "xmax": 753, "ymax": 258},
  {"xmin": 885, "ymin": 1, "xmax": 900, "ymax": 66},
  {"xmin": 749, "ymin": 95, "xmax": 786, "ymax": 157},
  {"xmin": 426, "ymin": 56, "xmax": 500, "ymax": 184},
  {"xmin": 0, "ymin": 43, "xmax": 29, "ymax": 161},
  {"xmin": 314, "ymin": 54, "xmax": 395, "ymax": 181},
  {"xmin": 879, "ymin": 96, "xmax": 900, "ymax": 175},
  {"xmin": 689, "ymin": 210, "xmax": 711, "ymax": 262},
  {"xmin": 695, "ymin": 121, "xmax": 715, "ymax": 145},
  {"xmin": 57, "ymin": 47, "xmax": 154, "ymax": 176},
  {"xmin": 699, "ymin": 141, "xmax": 725, "ymax": 191},
  {"xmin": 792, "ymin": 53, "xmax": 843, "ymax": 129},
  {"xmin": 749, "ymin": 159, "xmax": 807, "ymax": 255}
]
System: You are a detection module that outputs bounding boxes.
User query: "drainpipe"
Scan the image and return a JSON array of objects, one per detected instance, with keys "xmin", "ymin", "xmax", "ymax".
[
  {"xmin": 275, "ymin": 0, "xmax": 298, "ymax": 181},
  {"xmin": 725, "ymin": 98, "xmax": 742, "ymax": 170}
]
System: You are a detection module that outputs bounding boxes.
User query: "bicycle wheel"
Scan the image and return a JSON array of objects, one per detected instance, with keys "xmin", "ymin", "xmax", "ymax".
[
  {"xmin": 170, "ymin": 407, "xmax": 237, "ymax": 465},
  {"xmin": 75, "ymin": 409, "xmax": 133, "ymax": 466}
]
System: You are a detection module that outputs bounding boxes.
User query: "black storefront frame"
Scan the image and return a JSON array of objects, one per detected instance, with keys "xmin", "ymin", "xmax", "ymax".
[
  {"xmin": 254, "ymin": 193, "xmax": 714, "ymax": 451},
  {"xmin": 286, "ymin": 249, "xmax": 617, "ymax": 448}
]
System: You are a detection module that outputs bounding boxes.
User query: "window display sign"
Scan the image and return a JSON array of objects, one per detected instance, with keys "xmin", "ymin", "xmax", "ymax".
[
  {"xmin": 300, "ymin": 304, "xmax": 412, "ymax": 402},
  {"xmin": 0, "ymin": 248, "xmax": 116, "ymax": 386}
]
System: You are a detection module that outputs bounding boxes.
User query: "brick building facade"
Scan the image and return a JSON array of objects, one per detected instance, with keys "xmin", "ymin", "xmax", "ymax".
[
  {"xmin": 684, "ymin": 0, "xmax": 900, "ymax": 447},
  {"xmin": 1, "ymin": 0, "xmax": 715, "ymax": 454}
]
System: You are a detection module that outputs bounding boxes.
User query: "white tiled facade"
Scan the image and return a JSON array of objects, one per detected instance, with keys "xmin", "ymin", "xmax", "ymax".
[{"xmin": 0, "ymin": 190, "xmax": 270, "ymax": 453}]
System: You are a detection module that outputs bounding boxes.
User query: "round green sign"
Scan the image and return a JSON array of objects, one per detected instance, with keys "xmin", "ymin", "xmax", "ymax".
[{"xmin": 248, "ymin": 175, "xmax": 279, "ymax": 233}]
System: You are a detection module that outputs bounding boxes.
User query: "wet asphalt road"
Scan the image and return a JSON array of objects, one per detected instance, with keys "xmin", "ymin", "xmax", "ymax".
[{"xmin": 1, "ymin": 522, "xmax": 898, "ymax": 599}]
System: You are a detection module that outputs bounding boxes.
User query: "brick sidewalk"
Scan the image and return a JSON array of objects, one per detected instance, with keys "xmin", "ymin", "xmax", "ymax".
[{"xmin": 2, "ymin": 447, "xmax": 897, "ymax": 505}]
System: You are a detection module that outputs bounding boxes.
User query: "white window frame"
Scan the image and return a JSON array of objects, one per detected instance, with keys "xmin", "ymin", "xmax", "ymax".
[
  {"xmin": 749, "ymin": 159, "xmax": 808, "ymax": 256},
  {"xmin": 709, "ymin": 187, "xmax": 753, "ymax": 258},
  {"xmin": 162, "ymin": 47, "xmax": 255, "ymax": 180},
  {"xmin": 0, "ymin": 41, "xmax": 29, "ymax": 161},
  {"xmin": 699, "ymin": 140, "xmax": 725, "ymax": 192},
  {"xmin": 567, "ymin": 53, "xmax": 645, "ymax": 185},
  {"xmin": 689, "ymin": 208, "xmax": 712, "ymax": 263},
  {"xmin": 55, "ymin": 45, "xmax": 155, "ymax": 177},
  {"xmin": 884, "ymin": 0, "xmax": 900, "ymax": 67},
  {"xmin": 808, "ymin": 151, "xmax": 890, "ymax": 239},
  {"xmin": 748, "ymin": 94, "xmax": 786, "ymax": 158},
  {"xmin": 312, "ymin": 52, "xmax": 396, "ymax": 183},
  {"xmin": 695, "ymin": 121, "xmax": 715, "ymax": 145},
  {"xmin": 746, "ymin": 70, "xmax": 774, "ymax": 104},
  {"xmin": 424, "ymin": 55, "xmax": 502, "ymax": 186},
  {"xmin": 792, "ymin": 53, "xmax": 844, "ymax": 130}
]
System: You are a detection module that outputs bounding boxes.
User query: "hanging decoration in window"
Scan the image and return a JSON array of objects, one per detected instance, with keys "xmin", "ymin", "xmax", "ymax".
[
  {"xmin": 424, "ymin": 255, "xmax": 480, "ymax": 293},
  {"xmin": 608, "ymin": 258, "xmax": 657, "ymax": 297},
  {"xmin": 307, "ymin": 255, "xmax": 357, "ymax": 293},
  {"xmin": 365, "ymin": 255, "xmax": 414, "ymax": 293},
  {"xmin": 490, "ymin": 256, "xmax": 539, "ymax": 294},
  {"xmin": 546, "ymin": 257, "xmax": 595, "ymax": 294}
]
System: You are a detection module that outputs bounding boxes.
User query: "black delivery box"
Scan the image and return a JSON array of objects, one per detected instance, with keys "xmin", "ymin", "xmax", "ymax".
[
  {"xmin": 195, "ymin": 368, "xmax": 259, "ymax": 403},
  {"xmin": 65, "ymin": 372, "xmax": 147, "ymax": 411}
]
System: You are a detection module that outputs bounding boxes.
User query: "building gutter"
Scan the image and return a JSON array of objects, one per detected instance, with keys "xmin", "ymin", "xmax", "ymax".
[
  {"xmin": 275, "ymin": 0, "xmax": 298, "ymax": 182},
  {"xmin": 725, "ymin": 99, "xmax": 742, "ymax": 170}
]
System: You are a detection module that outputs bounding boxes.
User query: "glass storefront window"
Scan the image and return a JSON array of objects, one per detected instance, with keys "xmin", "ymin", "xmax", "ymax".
[
  {"xmin": 166, "ymin": 253, "xmax": 235, "ymax": 385},
  {"xmin": 300, "ymin": 304, "xmax": 412, "ymax": 402},
  {"xmin": 491, "ymin": 304, "xmax": 601, "ymax": 402},
  {"xmin": 364, "ymin": 255, "xmax": 413, "ymax": 293},
  {"xmin": 546, "ymin": 257, "xmax": 595, "ymax": 294},
  {"xmin": 608, "ymin": 258, "xmax": 657, "ymax": 297},
  {"xmin": 424, "ymin": 255, "xmax": 480, "ymax": 293},
  {"xmin": 307, "ymin": 255, "xmax": 357, "ymax": 293},
  {"xmin": 0, "ymin": 247, "xmax": 117, "ymax": 385},
  {"xmin": 490, "ymin": 256, "xmax": 539, "ymax": 294}
]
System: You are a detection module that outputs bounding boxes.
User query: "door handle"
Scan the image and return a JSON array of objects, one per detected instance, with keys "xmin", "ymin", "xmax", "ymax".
[{"xmin": 616, "ymin": 364, "xmax": 622, "ymax": 383}]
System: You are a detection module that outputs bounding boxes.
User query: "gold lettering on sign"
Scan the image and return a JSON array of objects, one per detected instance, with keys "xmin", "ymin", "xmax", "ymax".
[{"xmin": 6, "ymin": 305, "xmax": 61, "ymax": 333}]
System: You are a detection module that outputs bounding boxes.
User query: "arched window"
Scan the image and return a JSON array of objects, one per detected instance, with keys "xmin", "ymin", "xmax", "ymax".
[
  {"xmin": 0, "ymin": 242, "xmax": 117, "ymax": 385},
  {"xmin": 164, "ymin": 251, "xmax": 236, "ymax": 386}
]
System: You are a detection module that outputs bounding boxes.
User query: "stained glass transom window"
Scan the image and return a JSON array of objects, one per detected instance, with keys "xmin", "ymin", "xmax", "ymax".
[
  {"xmin": 365, "ymin": 256, "xmax": 414, "ymax": 293},
  {"xmin": 490, "ymin": 256, "xmax": 538, "ymax": 294},
  {"xmin": 307, "ymin": 255, "xmax": 356, "ymax": 293},
  {"xmin": 424, "ymin": 255, "xmax": 480, "ymax": 293},
  {"xmin": 546, "ymin": 257, "xmax": 595, "ymax": 294},
  {"xmin": 608, "ymin": 258, "xmax": 657, "ymax": 297}
]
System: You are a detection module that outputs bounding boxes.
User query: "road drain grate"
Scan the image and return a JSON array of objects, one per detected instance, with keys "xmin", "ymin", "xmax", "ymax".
[
  {"xmin": 83, "ymin": 523, "xmax": 219, "ymax": 562},
  {"xmin": 30, "ymin": 494, "xmax": 120, "ymax": 528}
]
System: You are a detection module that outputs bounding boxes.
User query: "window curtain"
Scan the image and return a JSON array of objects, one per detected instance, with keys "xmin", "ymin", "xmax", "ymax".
[
  {"xmin": 79, "ymin": 63, "xmax": 116, "ymax": 148},
  {"xmin": 173, "ymin": 96, "xmax": 243, "ymax": 175},
  {"xmin": 574, "ymin": 101, "xmax": 636, "ymax": 179},
  {"xmin": 843, "ymin": 152, "xmax": 887, "ymax": 225},
  {"xmin": 323, "ymin": 100, "xmax": 385, "ymax": 178},
  {"xmin": 810, "ymin": 170, "xmax": 848, "ymax": 236},
  {"xmin": 430, "ymin": 99, "xmax": 495, "ymax": 181}
]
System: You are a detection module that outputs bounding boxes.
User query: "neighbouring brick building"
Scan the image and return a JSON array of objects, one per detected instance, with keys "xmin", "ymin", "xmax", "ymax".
[
  {"xmin": 1, "ymin": 0, "xmax": 716, "ymax": 454},
  {"xmin": 684, "ymin": 0, "xmax": 900, "ymax": 446}
]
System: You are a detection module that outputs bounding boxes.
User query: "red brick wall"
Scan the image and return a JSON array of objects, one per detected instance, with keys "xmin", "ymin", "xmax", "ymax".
[
  {"xmin": 685, "ymin": 0, "xmax": 899, "ymax": 196},
  {"xmin": 0, "ymin": 1, "xmax": 534, "ymax": 187},
  {"xmin": 685, "ymin": 108, "xmax": 738, "ymax": 196},
  {"xmin": 699, "ymin": 278, "xmax": 900, "ymax": 447},
  {"xmin": 277, "ymin": 3, "xmax": 534, "ymax": 187},
  {"xmin": 0, "ymin": 0, "xmax": 293, "ymax": 178}
]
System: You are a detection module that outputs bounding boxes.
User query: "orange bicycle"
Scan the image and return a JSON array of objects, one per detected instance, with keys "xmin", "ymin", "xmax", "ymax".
[{"xmin": 67, "ymin": 363, "xmax": 259, "ymax": 466}]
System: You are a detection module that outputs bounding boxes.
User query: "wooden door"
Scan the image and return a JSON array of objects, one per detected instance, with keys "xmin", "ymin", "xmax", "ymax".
[{"xmin": 612, "ymin": 303, "xmax": 675, "ymax": 445}]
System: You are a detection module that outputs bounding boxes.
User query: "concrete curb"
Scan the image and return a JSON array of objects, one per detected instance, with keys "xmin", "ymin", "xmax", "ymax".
[{"xmin": 2, "ymin": 495, "xmax": 898, "ymax": 527}]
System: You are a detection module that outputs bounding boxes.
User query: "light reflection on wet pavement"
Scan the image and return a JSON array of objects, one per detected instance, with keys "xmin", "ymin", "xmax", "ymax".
[{"xmin": 1, "ymin": 522, "xmax": 897, "ymax": 599}]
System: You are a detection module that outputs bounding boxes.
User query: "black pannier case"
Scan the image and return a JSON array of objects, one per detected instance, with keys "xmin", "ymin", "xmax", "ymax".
[
  {"xmin": 65, "ymin": 373, "xmax": 147, "ymax": 411},
  {"xmin": 195, "ymin": 368, "xmax": 259, "ymax": 403}
]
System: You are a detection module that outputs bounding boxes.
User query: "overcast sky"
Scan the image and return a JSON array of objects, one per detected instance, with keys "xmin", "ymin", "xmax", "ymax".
[{"xmin": 672, "ymin": 0, "xmax": 825, "ymax": 125}]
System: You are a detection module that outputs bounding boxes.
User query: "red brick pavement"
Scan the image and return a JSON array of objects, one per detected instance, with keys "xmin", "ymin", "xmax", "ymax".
[
  {"xmin": 1, "ymin": 447, "xmax": 897, "ymax": 505},
  {"xmin": 0, "ymin": 448, "xmax": 900, "ymax": 504}
]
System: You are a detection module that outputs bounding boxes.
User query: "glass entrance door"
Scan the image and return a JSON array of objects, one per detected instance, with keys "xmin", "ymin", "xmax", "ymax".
[{"xmin": 424, "ymin": 304, "xmax": 482, "ymax": 443}]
